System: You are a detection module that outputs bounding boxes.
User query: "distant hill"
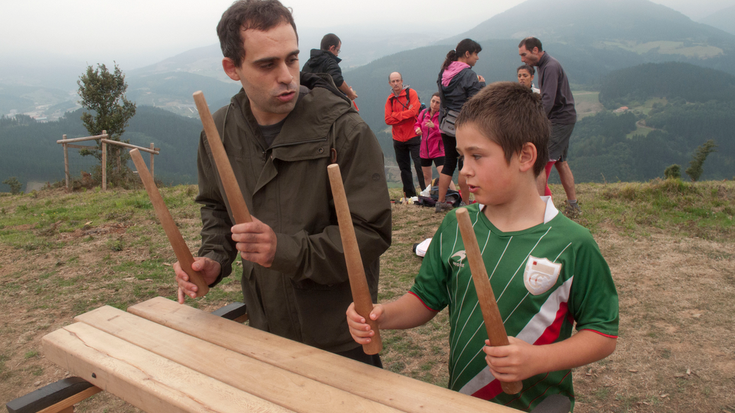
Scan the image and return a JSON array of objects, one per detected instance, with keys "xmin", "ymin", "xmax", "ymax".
[
  {"xmin": 0, "ymin": 106, "xmax": 203, "ymax": 188},
  {"xmin": 346, "ymin": 0, "xmax": 735, "ymax": 148},
  {"xmin": 699, "ymin": 5, "xmax": 735, "ymax": 36},
  {"xmin": 564, "ymin": 62, "xmax": 735, "ymax": 183},
  {"xmin": 599, "ymin": 62, "xmax": 735, "ymax": 109},
  {"xmin": 126, "ymin": 72, "xmax": 241, "ymax": 118}
]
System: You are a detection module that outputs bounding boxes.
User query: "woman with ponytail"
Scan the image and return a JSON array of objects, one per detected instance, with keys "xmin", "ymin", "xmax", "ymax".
[{"xmin": 435, "ymin": 38, "xmax": 485, "ymax": 212}]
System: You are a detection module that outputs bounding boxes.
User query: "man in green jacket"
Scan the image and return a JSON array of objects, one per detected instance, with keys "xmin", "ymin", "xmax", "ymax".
[{"xmin": 174, "ymin": 0, "xmax": 391, "ymax": 366}]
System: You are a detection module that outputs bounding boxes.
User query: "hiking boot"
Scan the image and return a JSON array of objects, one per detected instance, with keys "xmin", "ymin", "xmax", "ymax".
[
  {"xmin": 435, "ymin": 201, "xmax": 453, "ymax": 213},
  {"xmin": 564, "ymin": 201, "xmax": 582, "ymax": 218}
]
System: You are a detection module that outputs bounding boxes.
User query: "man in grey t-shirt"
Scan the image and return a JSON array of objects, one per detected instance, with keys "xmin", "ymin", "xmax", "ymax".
[{"xmin": 519, "ymin": 37, "xmax": 581, "ymax": 216}]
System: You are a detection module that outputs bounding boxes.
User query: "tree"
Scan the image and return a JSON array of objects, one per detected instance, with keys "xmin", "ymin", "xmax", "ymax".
[
  {"xmin": 685, "ymin": 140, "xmax": 717, "ymax": 182},
  {"xmin": 664, "ymin": 164, "xmax": 681, "ymax": 180},
  {"xmin": 2, "ymin": 177, "xmax": 22, "ymax": 194},
  {"xmin": 77, "ymin": 63, "xmax": 136, "ymax": 183}
]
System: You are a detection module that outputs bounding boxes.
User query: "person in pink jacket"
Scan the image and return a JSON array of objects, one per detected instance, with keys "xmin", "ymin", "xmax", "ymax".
[{"xmin": 414, "ymin": 93, "xmax": 454, "ymax": 191}]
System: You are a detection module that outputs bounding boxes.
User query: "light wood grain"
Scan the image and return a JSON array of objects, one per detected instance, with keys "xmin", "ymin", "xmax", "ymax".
[
  {"xmin": 130, "ymin": 149, "xmax": 209, "ymax": 297},
  {"xmin": 327, "ymin": 164, "xmax": 382, "ymax": 355},
  {"xmin": 456, "ymin": 209, "xmax": 523, "ymax": 394},
  {"xmin": 42, "ymin": 323, "xmax": 292, "ymax": 413},
  {"xmin": 75, "ymin": 306, "xmax": 402, "ymax": 413},
  {"xmin": 128, "ymin": 297, "xmax": 522, "ymax": 413}
]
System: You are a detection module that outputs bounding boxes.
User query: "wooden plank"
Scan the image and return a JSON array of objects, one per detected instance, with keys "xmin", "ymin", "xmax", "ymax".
[
  {"xmin": 54, "ymin": 134, "xmax": 105, "ymax": 144},
  {"xmin": 75, "ymin": 306, "xmax": 403, "ymax": 413},
  {"xmin": 63, "ymin": 144, "xmax": 96, "ymax": 150},
  {"xmin": 42, "ymin": 323, "xmax": 291, "ymax": 413},
  {"xmin": 100, "ymin": 139, "xmax": 159, "ymax": 154},
  {"xmin": 36, "ymin": 387, "xmax": 101, "ymax": 413},
  {"xmin": 128, "ymin": 297, "xmax": 521, "ymax": 413}
]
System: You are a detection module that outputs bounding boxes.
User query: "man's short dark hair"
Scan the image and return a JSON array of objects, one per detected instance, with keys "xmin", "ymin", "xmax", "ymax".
[
  {"xmin": 217, "ymin": 0, "xmax": 298, "ymax": 67},
  {"xmin": 320, "ymin": 33, "xmax": 340, "ymax": 51},
  {"xmin": 517, "ymin": 64, "xmax": 535, "ymax": 76},
  {"xmin": 518, "ymin": 37, "xmax": 543, "ymax": 52},
  {"xmin": 455, "ymin": 82, "xmax": 549, "ymax": 176}
]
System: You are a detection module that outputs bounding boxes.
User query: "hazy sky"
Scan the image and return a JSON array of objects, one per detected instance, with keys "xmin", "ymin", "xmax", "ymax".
[{"xmin": 2, "ymin": 0, "xmax": 734, "ymax": 70}]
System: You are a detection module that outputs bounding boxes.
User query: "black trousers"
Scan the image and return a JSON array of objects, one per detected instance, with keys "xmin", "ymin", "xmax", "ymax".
[{"xmin": 393, "ymin": 136, "xmax": 425, "ymax": 197}]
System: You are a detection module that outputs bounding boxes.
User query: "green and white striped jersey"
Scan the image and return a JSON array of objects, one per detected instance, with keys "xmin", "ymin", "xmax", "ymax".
[{"xmin": 409, "ymin": 198, "xmax": 618, "ymax": 411}]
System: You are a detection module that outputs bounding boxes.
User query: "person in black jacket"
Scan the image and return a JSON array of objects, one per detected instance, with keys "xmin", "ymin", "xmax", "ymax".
[{"xmin": 302, "ymin": 33, "xmax": 358, "ymax": 100}]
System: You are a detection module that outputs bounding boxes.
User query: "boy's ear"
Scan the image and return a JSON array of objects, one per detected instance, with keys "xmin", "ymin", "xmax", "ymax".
[{"xmin": 518, "ymin": 142, "xmax": 537, "ymax": 172}]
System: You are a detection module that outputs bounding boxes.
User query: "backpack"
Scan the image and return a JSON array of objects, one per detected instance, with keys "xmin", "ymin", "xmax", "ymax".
[{"xmin": 389, "ymin": 87, "xmax": 416, "ymax": 111}]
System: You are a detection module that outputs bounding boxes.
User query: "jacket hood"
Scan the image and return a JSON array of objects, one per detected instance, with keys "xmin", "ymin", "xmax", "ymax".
[
  {"xmin": 304, "ymin": 49, "xmax": 341, "ymax": 69},
  {"xmin": 441, "ymin": 61, "xmax": 470, "ymax": 87},
  {"xmin": 226, "ymin": 72, "xmax": 354, "ymax": 147}
]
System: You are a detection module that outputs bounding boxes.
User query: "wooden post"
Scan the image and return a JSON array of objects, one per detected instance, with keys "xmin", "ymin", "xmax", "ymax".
[
  {"xmin": 149, "ymin": 143, "xmax": 155, "ymax": 179},
  {"xmin": 130, "ymin": 149, "xmax": 209, "ymax": 297},
  {"xmin": 101, "ymin": 130, "xmax": 108, "ymax": 191},
  {"xmin": 327, "ymin": 164, "xmax": 382, "ymax": 355},
  {"xmin": 456, "ymin": 208, "xmax": 523, "ymax": 395},
  {"xmin": 63, "ymin": 134, "xmax": 70, "ymax": 190},
  {"xmin": 101, "ymin": 130, "xmax": 107, "ymax": 191},
  {"xmin": 192, "ymin": 92, "xmax": 252, "ymax": 223}
]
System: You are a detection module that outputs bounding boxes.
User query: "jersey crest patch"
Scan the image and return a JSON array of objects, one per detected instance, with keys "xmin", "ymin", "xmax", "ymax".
[
  {"xmin": 450, "ymin": 250, "xmax": 466, "ymax": 269},
  {"xmin": 523, "ymin": 255, "xmax": 561, "ymax": 295}
]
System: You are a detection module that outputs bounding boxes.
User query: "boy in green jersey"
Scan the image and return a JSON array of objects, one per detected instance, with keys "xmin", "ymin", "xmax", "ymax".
[{"xmin": 347, "ymin": 82, "xmax": 618, "ymax": 411}]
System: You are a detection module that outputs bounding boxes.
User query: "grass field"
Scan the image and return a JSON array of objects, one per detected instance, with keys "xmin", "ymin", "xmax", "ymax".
[{"xmin": 1, "ymin": 179, "xmax": 734, "ymax": 412}]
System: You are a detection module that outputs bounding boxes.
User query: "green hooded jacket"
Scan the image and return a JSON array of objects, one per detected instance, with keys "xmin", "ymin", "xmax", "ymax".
[{"xmin": 196, "ymin": 73, "xmax": 391, "ymax": 352}]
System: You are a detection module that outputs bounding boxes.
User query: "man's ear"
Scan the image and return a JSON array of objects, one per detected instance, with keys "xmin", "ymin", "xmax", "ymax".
[
  {"xmin": 222, "ymin": 58, "xmax": 241, "ymax": 81},
  {"xmin": 518, "ymin": 142, "xmax": 538, "ymax": 172},
  {"xmin": 532, "ymin": 47, "xmax": 540, "ymax": 54},
  {"xmin": 328, "ymin": 45, "xmax": 337, "ymax": 54}
]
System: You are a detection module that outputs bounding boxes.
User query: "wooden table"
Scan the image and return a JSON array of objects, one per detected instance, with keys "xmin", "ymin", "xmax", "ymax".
[{"xmin": 41, "ymin": 297, "xmax": 521, "ymax": 413}]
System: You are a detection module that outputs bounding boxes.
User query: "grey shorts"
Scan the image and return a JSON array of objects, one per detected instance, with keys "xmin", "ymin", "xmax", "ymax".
[{"xmin": 549, "ymin": 123, "xmax": 575, "ymax": 162}]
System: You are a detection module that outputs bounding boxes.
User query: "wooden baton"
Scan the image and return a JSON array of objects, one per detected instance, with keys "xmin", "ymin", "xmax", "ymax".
[
  {"xmin": 455, "ymin": 208, "xmax": 523, "ymax": 395},
  {"xmin": 327, "ymin": 164, "xmax": 382, "ymax": 355},
  {"xmin": 192, "ymin": 91, "xmax": 252, "ymax": 224},
  {"xmin": 129, "ymin": 149, "xmax": 209, "ymax": 297}
]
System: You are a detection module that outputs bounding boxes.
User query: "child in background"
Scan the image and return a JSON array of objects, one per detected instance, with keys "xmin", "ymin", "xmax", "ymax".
[
  {"xmin": 347, "ymin": 82, "xmax": 618, "ymax": 412},
  {"xmin": 415, "ymin": 93, "xmax": 452, "ymax": 191}
]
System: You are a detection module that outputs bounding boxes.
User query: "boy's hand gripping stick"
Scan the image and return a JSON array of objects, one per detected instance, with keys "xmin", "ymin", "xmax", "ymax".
[
  {"xmin": 192, "ymin": 91, "xmax": 252, "ymax": 224},
  {"xmin": 456, "ymin": 209, "xmax": 523, "ymax": 395},
  {"xmin": 327, "ymin": 164, "xmax": 382, "ymax": 355},
  {"xmin": 130, "ymin": 149, "xmax": 209, "ymax": 297}
]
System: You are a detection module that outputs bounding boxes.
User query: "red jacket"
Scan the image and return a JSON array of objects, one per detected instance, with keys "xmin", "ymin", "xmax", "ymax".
[{"xmin": 384, "ymin": 88, "xmax": 420, "ymax": 142}]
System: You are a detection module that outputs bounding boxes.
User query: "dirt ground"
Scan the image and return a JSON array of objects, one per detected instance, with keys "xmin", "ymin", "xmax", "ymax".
[{"xmin": 1, "ymin": 185, "xmax": 734, "ymax": 412}]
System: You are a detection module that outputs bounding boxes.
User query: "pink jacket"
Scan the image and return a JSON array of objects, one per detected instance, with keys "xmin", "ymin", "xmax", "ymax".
[{"xmin": 414, "ymin": 108, "xmax": 444, "ymax": 159}]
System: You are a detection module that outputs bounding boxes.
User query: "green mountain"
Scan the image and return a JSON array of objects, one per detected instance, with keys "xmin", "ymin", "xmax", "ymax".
[
  {"xmin": 564, "ymin": 63, "xmax": 735, "ymax": 183},
  {"xmin": 126, "ymin": 72, "xmax": 241, "ymax": 118},
  {"xmin": 599, "ymin": 62, "xmax": 735, "ymax": 109},
  {"xmin": 346, "ymin": 0, "xmax": 735, "ymax": 153},
  {"xmin": 0, "ymin": 106, "xmax": 204, "ymax": 189},
  {"xmin": 699, "ymin": 5, "xmax": 735, "ymax": 36}
]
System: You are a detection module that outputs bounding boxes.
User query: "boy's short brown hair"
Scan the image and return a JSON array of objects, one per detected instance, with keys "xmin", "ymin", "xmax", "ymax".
[{"xmin": 455, "ymin": 82, "xmax": 549, "ymax": 176}]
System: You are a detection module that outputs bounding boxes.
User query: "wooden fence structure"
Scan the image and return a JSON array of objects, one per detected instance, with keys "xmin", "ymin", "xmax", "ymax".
[{"xmin": 57, "ymin": 130, "xmax": 160, "ymax": 190}]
